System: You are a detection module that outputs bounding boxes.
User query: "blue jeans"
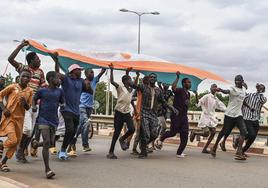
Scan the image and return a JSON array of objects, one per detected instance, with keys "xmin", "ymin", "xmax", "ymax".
[{"xmin": 71, "ymin": 107, "xmax": 92, "ymax": 147}]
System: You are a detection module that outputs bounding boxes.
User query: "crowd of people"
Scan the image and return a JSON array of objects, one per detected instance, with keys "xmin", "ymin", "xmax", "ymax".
[{"xmin": 0, "ymin": 41, "xmax": 267, "ymax": 179}]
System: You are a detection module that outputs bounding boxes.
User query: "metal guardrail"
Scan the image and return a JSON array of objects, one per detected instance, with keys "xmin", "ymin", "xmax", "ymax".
[{"xmin": 90, "ymin": 113, "xmax": 268, "ymax": 136}]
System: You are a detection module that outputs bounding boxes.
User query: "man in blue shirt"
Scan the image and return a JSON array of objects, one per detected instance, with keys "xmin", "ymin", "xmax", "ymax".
[
  {"xmin": 54, "ymin": 60, "xmax": 93, "ymax": 160},
  {"xmin": 69, "ymin": 68, "xmax": 106, "ymax": 155},
  {"xmin": 31, "ymin": 71, "xmax": 64, "ymax": 178}
]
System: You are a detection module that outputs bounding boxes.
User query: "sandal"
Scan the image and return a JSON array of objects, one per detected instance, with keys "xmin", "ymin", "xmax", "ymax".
[
  {"xmin": 1, "ymin": 164, "xmax": 10, "ymax": 172},
  {"xmin": 155, "ymin": 139, "xmax": 163, "ymax": 150},
  {"xmin": 46, "ymin": 170, "xmax": 56, "ymax": 179},
  {"xmin": 234, "ymin": 154, "xmax": 247, "ymax": 161},
  {"xmin": 0, "ymin": 140, "xmax": 3, "ymax": 159}
]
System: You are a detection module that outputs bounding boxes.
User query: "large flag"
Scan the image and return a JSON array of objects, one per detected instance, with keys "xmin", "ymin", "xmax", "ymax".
[{"xmin": 26, "ymin": 39, "xmax": 226, "ymax": 90}]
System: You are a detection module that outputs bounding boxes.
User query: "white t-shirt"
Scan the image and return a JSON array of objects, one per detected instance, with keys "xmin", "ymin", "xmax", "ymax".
[
  {"xmin": 225, "ymin": 86, "xmax": 246, "ymax": 118},
  {"xmin": 198, "ymin": 93, "xmax": 226, "ymax": 128},
  {"xmin": 114, "ymin": 85, "xmax": 134, "ymax": 114}
]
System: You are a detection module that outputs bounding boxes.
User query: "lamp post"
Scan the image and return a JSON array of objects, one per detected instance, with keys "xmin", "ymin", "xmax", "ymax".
[{"xmin": 119, "ymin": 9, "xmax": 160, "ymax": 54}]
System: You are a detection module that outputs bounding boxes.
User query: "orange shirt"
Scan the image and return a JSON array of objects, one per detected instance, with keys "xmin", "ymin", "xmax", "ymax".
[{"xmin": 0, "ymin": 84, "xmax": 33, "ymax": 130}]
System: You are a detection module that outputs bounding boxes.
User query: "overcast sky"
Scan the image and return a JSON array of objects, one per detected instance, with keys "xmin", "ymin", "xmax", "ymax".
[{"xmin": 0, "ymin": 0, "xmax": 267, "ymax": 92}]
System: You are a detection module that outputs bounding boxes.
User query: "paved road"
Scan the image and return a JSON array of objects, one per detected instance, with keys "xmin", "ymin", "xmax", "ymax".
[{"xmin": 1, "ymin": 136, "xmax": 268, "ymax": 188}]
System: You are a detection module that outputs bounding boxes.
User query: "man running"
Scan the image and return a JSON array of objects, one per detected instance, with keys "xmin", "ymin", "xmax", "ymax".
[
  {"xmin": 210, "ymin": 75, "xmax": 251, "ymax": 160},
  {"xmin": 0, "ymin": 69, "xmax": 33, "ymax": 172},
  {"xmin": 135, "ymin": 73, "xmax": 178, "ymax": 159},
  {"xmin": 54, "ymin": 58, "xmax": 93, "ymax": 160},
  {"xmin": 155, "ymin": 71, "xmax": 194, "ymax": 158},
  {"xmin": 233, "ymin": 83, "xmax": 266, "ymax": 156},
  {"xmin": 31, "ymin": 71, "xmax": 64, "ymax": 178},
  {"xmin": 8, "ymin": 40, "xmax": 46, "ymax": 162},
  {"xmin": 189, "ymin": 84, "xmax": 226, "ymax": 154},
  {"xmin": 68, "ymin": 68, "xmax": 106, "ymax": 156},
  {"xmin": 130, "ymin": 76, "xmax": 149, "ymax": 155},
  {"xmin": 107, "ymin": 65, "xmax": 139, "ymax": 159}
]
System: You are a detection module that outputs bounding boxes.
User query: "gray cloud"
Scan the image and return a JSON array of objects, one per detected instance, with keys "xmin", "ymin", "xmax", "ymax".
[{"xmin": 0, "ymin": 0, "xmax": 267, "ymax": 85}]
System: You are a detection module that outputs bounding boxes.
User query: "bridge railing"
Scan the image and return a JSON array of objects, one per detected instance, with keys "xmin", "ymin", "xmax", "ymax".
[{"xmin": 90, "ymin": 112, "xmax": 268, "ymax": 136}]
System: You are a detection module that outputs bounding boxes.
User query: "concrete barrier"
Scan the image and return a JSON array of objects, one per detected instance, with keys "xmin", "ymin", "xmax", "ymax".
[{"xmin": 90, "ymin": 113, "xmax": 268, "ymax": 136}]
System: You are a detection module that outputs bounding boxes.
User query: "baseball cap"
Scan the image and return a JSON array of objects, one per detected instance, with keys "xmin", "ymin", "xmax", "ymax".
[{"xmin": 68, "ymin": 64, "xmax": 84, "ymax": 73}]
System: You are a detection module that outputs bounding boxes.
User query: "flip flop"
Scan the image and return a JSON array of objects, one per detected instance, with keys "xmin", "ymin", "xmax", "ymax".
[
  {"xmin": 1, "ymin": 164, "xmax": 10, "ymax": 172},
  {"xmin": 234, "ymin": 154, "xmax": 247, "ymax": 161},
  {"xmin": 155, "ymin": 139, "xmax": 163, "ymax": 150}
]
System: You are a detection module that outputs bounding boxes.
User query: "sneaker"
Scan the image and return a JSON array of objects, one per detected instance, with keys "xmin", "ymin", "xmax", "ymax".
[
  {"xmin": 119, "ymin": 138, "xmax": 128, "ymax": 151},
  {"xmin": 49, "ymin": 147, "xmax": 57, "ymax": 155},
  {"xmin": 176, "ymin": 153, "xmax": 187, "ymax": 158},
  {"xmin": 106, "ymin": 153, "xmax": 118, "ymax": 159},
  {"xmin": 176, "ymin": 154, "xmax": 185, "ymax": 158},
  {"xmin": 83, "ymin": 146, "xmax": 92, "ymax": 152},
  {"xmin": 67, "ymin": 150, "xmax": 77, "ymax": 158},
  {"xmin": 189, "ymin": 131, "xmax": 196, "ymax": 142},
  {"xmin": 202, "ymin": 149, "xmax": 210, "ymax": 154},
  {"xmin": 58, "ymin": 151, "xmax": 69, "ymax": 160},
  {"xmin": 155, "ymin": 139, "xmax": 163, "ymax": 150}
]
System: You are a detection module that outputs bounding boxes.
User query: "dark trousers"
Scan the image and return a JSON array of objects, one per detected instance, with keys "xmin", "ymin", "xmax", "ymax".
[
  {"xmin": 218, "ymin": 116, "xmax": 247, "ymax": 138},
  {"xmin": 139, "ymin": 110, "xmax": 159, "ymax": 155},
  {"xmin": 61, "ymin": 111, "xmax": 80, "ymax": 151},
  {"xmin": 161, "ymin": 114, "xmax": 189, "ymax": 155},
  {"xmin": 109, "ymin": 110, "xmax": 135, "ymax": 153},
  {"xmin": 71, "ymin": 107, "xmax": 93, "ymax": 147},
  {"xmin": 243, "ymin": 120, "xmax": 259, "ymax": 153}
]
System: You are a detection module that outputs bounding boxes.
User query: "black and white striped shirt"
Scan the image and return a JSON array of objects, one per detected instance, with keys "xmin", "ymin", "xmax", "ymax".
[{"xmin": 242, "ymin": 93, "xmax": 267, "ymax": 121}]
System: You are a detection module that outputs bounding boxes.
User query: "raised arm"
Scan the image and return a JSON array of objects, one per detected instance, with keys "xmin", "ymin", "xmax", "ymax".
[
  {"xmin": 172, "ymin": 71, "xmax": 180, "ymax": 91},
  {"xmin": 126, "ymin": 67, "xmax": 133, "ymax": 76},
  {"xmin": 217, "ymin": 88, "xmax": 230, "ymax": 95},
  {"xmin": 8, "ymin": 40, "xmax": 29, "ymax": 70},
  {"xmin": 134, "ymin": 71, "xmax": 140, "ymax": 86},
  {"xmin": 50, "ymin": 52, "xmax": 65, "ymax": 81},
  {"xmin": 97, "ymin": 68, "xmax": 106, "ymax": 79},
  {"xmin": 158, "ymin": 82, "xmax": 163, "ymax": 91},
  {"xmin": 83, "ymin": 80, "xmax": 93, "ymax": 94},
  {"xmin": 109, "ymin": 64, "xmax": 119, "ymax": 88}
]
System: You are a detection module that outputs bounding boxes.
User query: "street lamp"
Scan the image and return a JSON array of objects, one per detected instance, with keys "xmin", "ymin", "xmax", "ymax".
[{"xmin": 119, "ymin": 9, "xmax": 160, "ymax": 54}]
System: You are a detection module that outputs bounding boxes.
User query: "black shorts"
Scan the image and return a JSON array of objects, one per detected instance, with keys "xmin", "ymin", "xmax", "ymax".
[{"xmin": 224, "ymin": 115, "xmax": 247, "ymax": 137}]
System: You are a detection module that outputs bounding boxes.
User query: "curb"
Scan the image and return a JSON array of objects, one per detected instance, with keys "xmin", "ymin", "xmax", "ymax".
[
  {"xmin": 96, "ymin": 131, "xmax": 268, "ymax": 155},
  {"xmin": 0, "ymin": 176, "xmax": 30, "ymax": 188},
  {"xmin": 165, "ymin": 138, "xmax": 268, "ymax": 155}
]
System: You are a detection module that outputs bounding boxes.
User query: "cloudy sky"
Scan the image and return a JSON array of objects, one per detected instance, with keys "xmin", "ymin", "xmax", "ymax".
[{"xmin": 0, "ymin": 0, "xmax": 267, "ymax": 92}]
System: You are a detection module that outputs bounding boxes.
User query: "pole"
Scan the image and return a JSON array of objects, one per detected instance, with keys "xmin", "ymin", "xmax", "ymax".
[{"xmin": 138, "ymin": 15, "xmax": 141, "ymax": 54}]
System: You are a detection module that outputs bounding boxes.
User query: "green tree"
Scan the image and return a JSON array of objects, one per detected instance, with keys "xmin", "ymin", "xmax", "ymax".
[
  {"xmin": 94, "ymin": 81, "xmax": 117, "ymax": 114},
  {"xmin": 4, "ymin": 73, "xmax": 14, "ymax": 86},
  {"xmin": 189, "ymin": 91, "xmax": 229, "ymax": 111}
]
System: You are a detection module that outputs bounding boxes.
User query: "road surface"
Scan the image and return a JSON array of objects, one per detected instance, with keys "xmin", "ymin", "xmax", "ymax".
[{"xmin": 1, "ymin": 136, "xmax": 268, "ymax": 188}]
